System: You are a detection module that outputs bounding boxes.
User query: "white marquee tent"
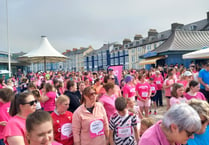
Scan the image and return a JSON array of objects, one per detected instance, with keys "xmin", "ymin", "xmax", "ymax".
[
  {"xmin": 19, "ymin": 36, "xmax": 67, "ymax": 71},
  {"xmin": 182, "ymin": 47, "xmax": 209, "ymax": 59}
]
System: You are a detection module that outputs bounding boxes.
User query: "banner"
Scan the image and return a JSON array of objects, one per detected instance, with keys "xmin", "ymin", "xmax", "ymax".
[{"xmin": 108, "ymin": 65, "xmax": 123, "ymax": 85}]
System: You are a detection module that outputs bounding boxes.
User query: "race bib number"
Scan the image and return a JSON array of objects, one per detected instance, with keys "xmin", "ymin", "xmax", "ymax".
[
  {"xmin": 61, "ymin": 123, "xmax": 72, "ymax": 140},
  {"xmin": 117, "ymin": 126, "xmax": 132, "ymax": 138},
  {"xmin": 89, "ymin": 119, "xmax": 104, "ymax": 138},
  {"xmin": 142, "ymin": 92, "xmax": 148, "ymax": 97},
  {"xmin": 156, "ymin": 81, "xmax": 161, "ymax": 84},
  {"xmin": 130, "ymin": 88, "xmax": 136, "ymax": 93}
]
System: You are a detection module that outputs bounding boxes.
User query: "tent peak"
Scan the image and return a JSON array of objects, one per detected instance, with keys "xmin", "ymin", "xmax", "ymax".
[{"xmin": 41, "ymin": 35, "xmax": 47, "ymax": 38}]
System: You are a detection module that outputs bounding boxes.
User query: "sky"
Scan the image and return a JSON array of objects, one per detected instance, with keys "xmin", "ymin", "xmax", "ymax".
[{"xmin": 0, "ymin": 0, "xmax": 208, "ymax": 53}]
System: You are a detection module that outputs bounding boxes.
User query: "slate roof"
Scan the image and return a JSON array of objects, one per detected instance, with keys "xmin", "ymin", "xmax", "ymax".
[{"xmin": 153, "ymin": 30, "xmax": 209, "ymax": 53}]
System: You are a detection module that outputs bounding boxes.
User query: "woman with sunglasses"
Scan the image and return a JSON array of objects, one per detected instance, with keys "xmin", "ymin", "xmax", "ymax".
[
  {"xmin": 107, "ymin": 74, "xmax": 121, "ymax": 97},
  {"xmin": 72, "ymin": 86, "xmax": 109, "ymax": 145},
  {"xmin": 51, "ymin": 95, "xmax": 73, "ymax": 145},
  {"xmin": 4, "ymin": 92, "xmax": 37, "ymax": 145},
  {"xmin": 187, "ymin": 99, "xmax": 209, "ymax": 145}
]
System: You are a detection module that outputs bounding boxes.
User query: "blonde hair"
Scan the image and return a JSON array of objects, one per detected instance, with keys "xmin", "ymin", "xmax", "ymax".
[
  {"xmin": 141, "ymin": 117, "xmax": 154, "ymax": 128},
  {"xmin": 55, "ymin": 95, "xmax": 69, "ymax": 107},
  {"xmin": 188, "ymin": 99, "xmax": 209, "ymax": 120}
]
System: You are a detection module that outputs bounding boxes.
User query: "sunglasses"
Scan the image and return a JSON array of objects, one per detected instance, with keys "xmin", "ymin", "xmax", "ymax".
[
  {"xmin": 185, "ymin": 130, "xmax": 195, "ymax": 137},
  {"xmin": 22, "ymin": 100, "xmax": 37, "ymax": 106},
  {"xmin": 89, "ymin": 92, "xmax": 97, "ymax": 96}
]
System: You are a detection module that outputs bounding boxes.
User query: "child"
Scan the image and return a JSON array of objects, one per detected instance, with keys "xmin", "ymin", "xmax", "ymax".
[
  {"xmin": 140, "ymin": 117, "xmax": 154, "ymax": 137},
  {"xmin": 109, "ymin": 97, "xmax": 139, "ymax": 145},
  {"xmin": 170, "ymin": 83, "xmax": 187, "ymax": 106},
  {"xmin": 149, "ymin": 78, "xmax": 157, "ymax": 115},
  {"xmin": 136, "ymin": 74, "xmax": 151, "ymax": 117},
  {"xmin": 163, "ymin": 72, "xmax": 175, "ymax": 110}
]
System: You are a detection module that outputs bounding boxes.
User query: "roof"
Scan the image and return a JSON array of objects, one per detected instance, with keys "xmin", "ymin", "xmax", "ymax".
[
  {"xmin": 153, "ymin": 30, "xmax": 209, "ymax": 53},
  {"xmin": 65, "ymin": 47, "xmax": 89, "ymax": 55}
]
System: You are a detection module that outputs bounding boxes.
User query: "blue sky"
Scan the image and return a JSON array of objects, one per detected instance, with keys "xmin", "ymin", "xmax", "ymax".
[{"xmin": 0, "ymin": 0, "xmax": 208, "ymax": 53}]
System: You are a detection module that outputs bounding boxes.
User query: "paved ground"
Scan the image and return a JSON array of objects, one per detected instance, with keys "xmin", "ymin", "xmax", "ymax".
[{"xmin": 148, "ymin": 97, "xmax": 167, "ymax": 122}]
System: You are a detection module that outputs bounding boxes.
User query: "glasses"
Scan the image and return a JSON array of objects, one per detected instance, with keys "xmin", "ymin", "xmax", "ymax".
[
  {"xmin": 89, "ymin": 92, "xmax": 97, "ymax": 96},
  {"xmin": 22, "ymin": 100, "xmax": 37, "ymax": 106},
  {"xmin": 185, "ymin": 130, "xmax": 195, "ymax": 137},
  {"xmin": 109, "ymin": 78, "xmax": 115, "ymax": 80},
  {"xmin": 201, "ymin": 119, "xmax": 208, "ymax": 125}
]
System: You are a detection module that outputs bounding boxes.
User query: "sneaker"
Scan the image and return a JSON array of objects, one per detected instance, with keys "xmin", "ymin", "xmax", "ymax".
[
  {"xmin": 154, "ymin": 111, "xmax": 157, "ymax": 115},
  {"xmin": 149, "ymin": 111, "xmax": 152, "ymax": 115}
]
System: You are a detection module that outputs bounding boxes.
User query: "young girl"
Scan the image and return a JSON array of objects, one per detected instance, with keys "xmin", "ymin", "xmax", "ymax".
[
  {"xmin": 136, "ymin": 74, "xmax": 151, "ymax": 117},
  {"xmin": 163, "ymin": 72, "xmax": 175, "ymax": 110},
  {"xmin": 170, "ymin": 83, "xmax": 187, "ymax": 106},
  {"xmin": 185, "ymin": 80, "xmax": 206, "ymax": 101},
  {"xmin": 149, "ymin": 78, "xmax": 157, "ymax": 115},
  {"xmin": 140, "ymin": 117, "xmax": 154, "ymax": 137}
]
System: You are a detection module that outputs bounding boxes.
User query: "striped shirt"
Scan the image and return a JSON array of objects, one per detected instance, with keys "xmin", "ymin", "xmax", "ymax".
[{"xmin": 109, "ymin": 111, "xmax": 137, "ymax": 145}]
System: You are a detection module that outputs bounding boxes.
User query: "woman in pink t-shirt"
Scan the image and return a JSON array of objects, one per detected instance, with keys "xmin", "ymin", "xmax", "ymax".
[
  {"xmin": 136, "ymin": 74, "xmax": 151, "ymax": 117},
  {"xmin": 122, "ymin": 75, "xmax": 136, "ymax": 101},
  {"xmin": 26, "ymin": 110, "xmax": 62, "ymax": 145},
  {"xmin": 185, "ymin": 80, "xmax": 206, "ymax": 101},
  {"xmin": 99, "ymin": 82, "xmax": 117, "ymax": 121},
  {"xmin": 163, "ymin": 72, "xmax": 175, "ymax": 110},
  {"xmin": 4, "ymin": 92, "xmax": 37, "ymax": 145},
  {"xmin": 41, "ymin": 83, "xmax": 56, "ymax": 113},
  {"xmin": 0, "ymin": 88, "xmax": 13, "ymax": 145},
  {"xmin": 170, "ymin": 83, "xmax": 187, "ymax": 106}
]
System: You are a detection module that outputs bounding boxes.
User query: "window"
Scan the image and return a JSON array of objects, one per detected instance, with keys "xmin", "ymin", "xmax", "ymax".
[{"xmin": 120, "ymin": 57, "xmax": 124, "ymax": 64}]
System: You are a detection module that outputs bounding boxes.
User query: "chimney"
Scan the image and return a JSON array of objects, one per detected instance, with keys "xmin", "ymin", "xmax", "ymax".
[
  {"xmin": 171, "ymin": 23, "xmax": 184, "ymax": 32},
  {"xmin": 122, "ymin": 38, "xmax": 131, "ymax": 45},
  {"xmin": 134, "ymin": 34, "xmax": 143, "ymax": 40},
  {"xmin": 73, "ymin": 48, "xmax": 77, "ymax": 51},
  {"xmin": 207, "ymin": 11, "xmax": 209, "ymax": 21},
  {"xmin": 148, "ymin": 29, "xmax": 158, "ymax": 37}
]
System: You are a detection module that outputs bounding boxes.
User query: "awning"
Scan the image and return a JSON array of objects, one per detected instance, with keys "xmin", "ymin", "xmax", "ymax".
[{"xmin": 139, "ymin": 56, "xmax": 165, "ymax": 65}]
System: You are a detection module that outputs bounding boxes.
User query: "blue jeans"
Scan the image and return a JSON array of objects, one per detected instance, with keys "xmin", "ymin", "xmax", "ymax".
[{"xmin": 0, "ymin": 139, "xmax": 5, "ymax": 145}]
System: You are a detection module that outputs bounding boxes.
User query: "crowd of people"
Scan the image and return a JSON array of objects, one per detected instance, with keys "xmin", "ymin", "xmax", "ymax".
[{"xmin": 0, "ymin": 62, "xmax": 209, "ymax": 145}]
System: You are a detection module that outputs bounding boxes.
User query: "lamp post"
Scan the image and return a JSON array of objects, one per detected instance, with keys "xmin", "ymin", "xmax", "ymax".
[{"xmin": 6, "ymin": 0, "xmax": 11, "ymax": 76}]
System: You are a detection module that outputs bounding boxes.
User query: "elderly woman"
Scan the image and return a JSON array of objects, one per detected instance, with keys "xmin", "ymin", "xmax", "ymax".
[
  {"xmin": 187, "ymin": 99, "xmax": 209, "ymax": 144},
  {"xmin": 138, "ymin": 103, "xmax": 201, "ymax": 145},
  {"xmin": 72, "ymin": 86, "xmax": 109, "ymax": 145}
]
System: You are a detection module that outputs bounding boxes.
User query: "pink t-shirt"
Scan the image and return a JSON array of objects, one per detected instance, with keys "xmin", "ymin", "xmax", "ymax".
[
  {"xmin": 44, "ymin": 91, "xmax": 56, "ymax": 112},
  {"xmin": 0, "ymin": 102, "xmax": 11, "ymax": 139},
  {"xmin": 163, "ymin": 78, "xmax": 175, "ymax": 97},
  {"xmin": 4, "ymin": 115, "xmax": 28, "ymax": 145},
  {"xmin": 150, "ymin": 83, "xmax": 157, "ymax": 94},
  {"xmin": 51, "ymin": 141, "xmax": 62, "ymax": 145},
  {"xmin": 139, "ymin": 121, "xmax": 181, "ymax": 145},
  {"xmin": 135, "ymin": 82, "xmax": 151, "ymax": 100},
  {"xmin": 185, "ymin": 92, "xmax": 206, "ymax": 101},
  {"xmin": 122, "ymin": 84, "xmax": 136, "ymax": 99},
  {"xmin": 170, "ymin": 97, "xmax": 187, "ymax": 106},
  {"xmin": 99, "ymin": 94, "xmax": 117, "ymax": 121},
  {"xmin": 176, "ymin": 80, "xmax": 188, "ymax": 88},
  {"xmin": 154, "ymin": 75, "xmax": 163, "ymax": 90}
]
